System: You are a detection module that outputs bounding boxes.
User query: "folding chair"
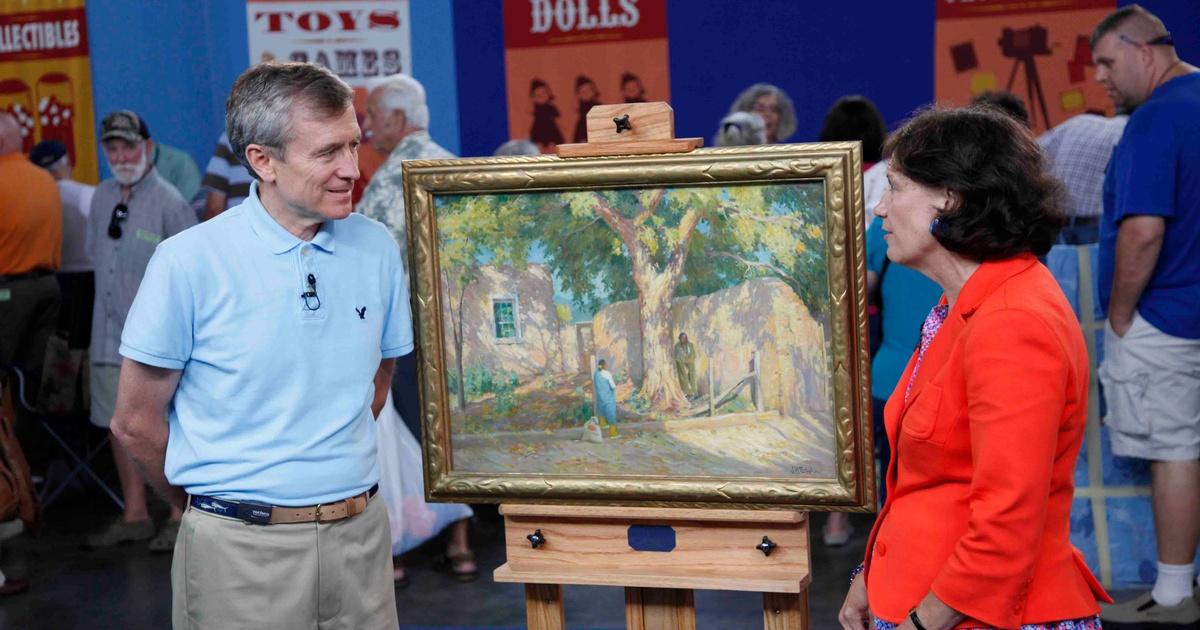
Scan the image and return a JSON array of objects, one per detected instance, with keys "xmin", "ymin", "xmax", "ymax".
[{"xmin": 0, "ymin": 364, "xmax": 124, "ymax": 511}]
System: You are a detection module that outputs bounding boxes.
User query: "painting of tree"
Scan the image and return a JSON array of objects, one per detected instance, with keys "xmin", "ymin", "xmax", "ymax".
[{"xmin": 437, "ymin": 182, "xmax": 826, "ymax": 413}]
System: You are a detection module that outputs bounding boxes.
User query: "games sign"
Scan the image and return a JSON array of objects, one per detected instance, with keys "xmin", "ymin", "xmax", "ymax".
[
  {"xmin": 245, "ymin": 1, "xmax": 411, "ymax": 87},
  {"xmin": 246, "ymin": 1, "xmax": 413, "ymax": 195}
]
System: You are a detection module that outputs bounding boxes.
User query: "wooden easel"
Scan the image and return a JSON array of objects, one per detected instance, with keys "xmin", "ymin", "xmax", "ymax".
[
  {"xmin": 494, "ymin": 504, "xmax": 811, "ymax": 630},
  {"xmin": 492, "ymin": 104, "xmax": 811, "ymax": 630}
]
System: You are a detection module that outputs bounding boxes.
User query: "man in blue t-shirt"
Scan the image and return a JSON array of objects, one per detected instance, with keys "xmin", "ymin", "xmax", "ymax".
[
  {"xmin": 111, "ymin": 63, "xmax": 404, "ymax": 628},
  {"xmin": 1091, "ymin": 6, "xmax": 1200, "ymax": 626}
]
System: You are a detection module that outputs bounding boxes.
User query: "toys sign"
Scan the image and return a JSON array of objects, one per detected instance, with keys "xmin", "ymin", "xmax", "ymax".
[{"xmin": 246, "ymin": 1, "xmax": 411, "ymax": 88}]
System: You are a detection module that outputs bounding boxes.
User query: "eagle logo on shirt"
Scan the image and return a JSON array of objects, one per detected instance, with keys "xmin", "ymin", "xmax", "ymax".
[{"xmin": 356, "ymin": 306, "xmax": 366, "ymax": 320}]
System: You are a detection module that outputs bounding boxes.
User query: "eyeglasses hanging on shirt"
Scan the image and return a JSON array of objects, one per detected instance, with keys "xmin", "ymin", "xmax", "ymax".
[
  {"xmin": 301, "ymin": 273, "xmax": 321, "ymax": 311},
  {"xmin": 107, "ymin": 203, "xmax": 129, "ymax": 239}
]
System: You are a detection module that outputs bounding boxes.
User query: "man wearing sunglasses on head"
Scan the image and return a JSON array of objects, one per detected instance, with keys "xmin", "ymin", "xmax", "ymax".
[
  {"xmin": 1090, "ymin": 4, "xmax": 1200, "ymax": 629},
  {"xmin": 84, "ymin": 110, "xmax": 194, "ymax": 553}
]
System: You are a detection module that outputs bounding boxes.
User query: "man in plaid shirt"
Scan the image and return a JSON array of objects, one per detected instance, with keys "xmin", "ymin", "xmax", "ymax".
[{"xmin": 1039, "ymin": 113, "xmax": 1128, "ymax": 245}]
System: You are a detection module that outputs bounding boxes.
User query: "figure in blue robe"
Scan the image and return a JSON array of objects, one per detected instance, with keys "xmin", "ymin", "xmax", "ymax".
[{"xmin": 593, "ymin": 359, "xmax": 618, "ymax": 430}]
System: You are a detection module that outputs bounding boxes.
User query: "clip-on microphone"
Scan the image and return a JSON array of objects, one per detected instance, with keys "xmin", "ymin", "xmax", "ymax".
[{"xmin": 301, "ymin": 273, "xmax": 321, "ymax": 311}]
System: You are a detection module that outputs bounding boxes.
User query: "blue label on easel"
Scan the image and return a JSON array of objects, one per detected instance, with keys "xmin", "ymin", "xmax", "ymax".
[{"xmin": 627, "ymin": 524, "xmax": 676, "ymax": 552}]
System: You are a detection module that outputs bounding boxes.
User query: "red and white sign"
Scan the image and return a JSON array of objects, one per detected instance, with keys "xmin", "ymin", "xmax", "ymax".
[
  {"xmin": 0, "ymin": 1, "xmax": 97, "ymax": 182},
  {"xmin": 245, "ymin": 0, "xmax": 411, "ymax": 88},
  {"xmin": 505, "ymin": 0, "xmax": 666, "ymax": 48},
  {"xmin": 503, "ymin": 0, "xmax": 670, "ymax": 153}
]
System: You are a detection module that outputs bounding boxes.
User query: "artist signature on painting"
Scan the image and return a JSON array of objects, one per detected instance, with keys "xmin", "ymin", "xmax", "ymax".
[{"xmin": 790, "ymin": 464, "xmax": 817, "ymax": 475}]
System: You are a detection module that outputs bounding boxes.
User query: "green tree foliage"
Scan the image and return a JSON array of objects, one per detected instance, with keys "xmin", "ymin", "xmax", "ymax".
[
  {"xmin": 436, "ymin": 182, "xmax": 828, "ymax": 411},
  {"xmin": 436, "ymin": 194, "xmax": 538, "ymax": 408}
]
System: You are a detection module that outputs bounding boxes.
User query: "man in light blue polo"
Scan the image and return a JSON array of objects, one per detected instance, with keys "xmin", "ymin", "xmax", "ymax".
[{"xmin": 111, "ymin": 62, "xmax": 405, "ymax": 628}]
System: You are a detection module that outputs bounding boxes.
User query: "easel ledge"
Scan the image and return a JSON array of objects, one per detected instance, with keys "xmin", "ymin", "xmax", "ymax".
[
  {"xmin": 554, "ymin": 103, "xmax": 703, "ymax": 158},
  {"xmin": 496, "ymin": 503, "xmax": 810, "ymax": 593},
  {"xmin": 495, "ymin": 502, "xmax": 811, "ymax": 629}
]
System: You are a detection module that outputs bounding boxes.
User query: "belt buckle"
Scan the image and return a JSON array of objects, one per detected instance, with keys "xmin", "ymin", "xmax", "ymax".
[{"xmin": 315, "ymin": 501, "xmax": 339, "ymax": 523}]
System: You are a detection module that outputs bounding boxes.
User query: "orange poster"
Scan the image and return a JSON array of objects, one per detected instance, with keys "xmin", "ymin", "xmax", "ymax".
[
  {"xmin": 504, "ymin": 0, "xmax": 669, "ymax": 153},
  {"xmin": 935, "ymin": 0, "xmax": 1116, "ymax": 134},
  {"xmin": 0, "ymin": 0, "xmax": 97, "ymax": 182}
]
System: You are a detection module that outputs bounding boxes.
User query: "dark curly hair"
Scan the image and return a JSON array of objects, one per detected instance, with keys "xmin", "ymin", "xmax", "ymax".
[
  {"xmin": 969, "ymin": 90, "xmax": 1030, "ymax": 128},
  {"xmin": 819, "ymin": 95, "xmax": 886, "ymax": 163},
  {"xmin": 885, "ymin": 106, "xmax": 1063, "ymax": 259}
]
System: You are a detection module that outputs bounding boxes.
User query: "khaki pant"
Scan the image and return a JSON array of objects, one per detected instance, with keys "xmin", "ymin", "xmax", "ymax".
[
  {"xmin": 1100, "ymin": 312, "xmax": 1200, "ymax": 461},
  {"xmin": 172, "ymin": 493, "xmax": 398, "ymax": 630}
]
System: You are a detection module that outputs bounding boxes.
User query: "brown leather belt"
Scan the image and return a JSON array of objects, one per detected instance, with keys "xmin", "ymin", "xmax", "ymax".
[{"xmin": 189, "ymin": 485, "xmax": 377, "ymax": 525}]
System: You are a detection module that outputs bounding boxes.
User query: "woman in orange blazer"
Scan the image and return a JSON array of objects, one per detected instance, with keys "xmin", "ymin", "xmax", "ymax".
[{"xmin": 838, "ymin": 107, "xmax": 1110, "ymax": 630}]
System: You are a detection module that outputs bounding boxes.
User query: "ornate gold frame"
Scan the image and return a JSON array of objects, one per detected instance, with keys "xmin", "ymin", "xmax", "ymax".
[{"xmin": 403, "ymin": 142, "xmax": 872, "ymax": 510}]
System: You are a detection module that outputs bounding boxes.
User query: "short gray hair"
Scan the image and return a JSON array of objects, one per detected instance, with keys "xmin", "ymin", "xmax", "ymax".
[
  {"xmin": 366, "ymin": 73, "xmax": 429, "ymax": 129},
  {"xmin": 226, "ymin": 62, "xmax": 354, "ymax": 180},
  {"xmin": 714, "ymin": 112, "xmax": 766, "ymax": 147},
  {"xmin": 494, "ymin": 139, "xmax": 540, "ymax": 156},
  {"xmin": 729, "ymin": 83, "xmax": 797, "ymax": 142},
  {"xmin": 1091, "ymin": 4, "xmax": 1166, "ymax": 49}
]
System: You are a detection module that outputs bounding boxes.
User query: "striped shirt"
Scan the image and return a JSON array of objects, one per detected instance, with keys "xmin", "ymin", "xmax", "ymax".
[{"xmin": 201, "ymin": 132, "xmax": 254, "ymax": 211}]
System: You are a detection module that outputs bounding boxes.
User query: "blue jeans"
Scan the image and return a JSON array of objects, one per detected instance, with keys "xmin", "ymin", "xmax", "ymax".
[{"xmin": 1056, "ymin": 217, "xmax": 1099, "ymax": 245}]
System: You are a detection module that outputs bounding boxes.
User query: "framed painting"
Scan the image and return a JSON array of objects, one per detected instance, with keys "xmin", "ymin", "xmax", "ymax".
[{"xmin": 403, "ymin": 142, "xmax": 872, "ymax": 510}]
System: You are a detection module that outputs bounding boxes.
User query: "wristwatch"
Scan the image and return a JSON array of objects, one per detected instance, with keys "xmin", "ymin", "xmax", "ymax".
[{"xmin": 908, "ymin": 607, "xmax": 929, "ymax": 630}]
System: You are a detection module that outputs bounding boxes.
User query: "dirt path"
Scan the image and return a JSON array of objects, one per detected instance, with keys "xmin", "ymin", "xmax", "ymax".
[{"xmin": 452, "ymin": 411, "xmax": 835, "ymax": 479}]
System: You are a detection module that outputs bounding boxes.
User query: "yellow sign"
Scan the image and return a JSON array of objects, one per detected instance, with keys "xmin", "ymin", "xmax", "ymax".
[{"xmin": 0, "ymin": 0, "xmax": 97, "ymax": 182}]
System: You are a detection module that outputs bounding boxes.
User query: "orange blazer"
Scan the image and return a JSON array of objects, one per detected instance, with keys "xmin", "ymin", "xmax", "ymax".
[{"xmin": 863, "ymin": 254, "xmax": 1110, "ymax": 629}]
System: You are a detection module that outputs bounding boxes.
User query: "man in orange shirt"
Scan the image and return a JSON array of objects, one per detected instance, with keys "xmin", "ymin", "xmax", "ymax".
[{"xmin": 0, "ymin": 112, "xmax": 63, "ymax": 399}]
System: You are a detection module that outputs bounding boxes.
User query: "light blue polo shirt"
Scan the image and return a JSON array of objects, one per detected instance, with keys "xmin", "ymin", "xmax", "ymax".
[{"xmin": 120, "ymin": 182, "xmax": 413, "ymax": 506}]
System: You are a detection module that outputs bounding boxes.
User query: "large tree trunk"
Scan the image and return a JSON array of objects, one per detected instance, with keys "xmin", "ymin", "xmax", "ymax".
[
  {"xmin": 636, "ymin": 272, "xmax": 689, "ymax": 411},
  {"xmin": 590, "ymin": 193, "xmax": 700, "ymax": 413}
]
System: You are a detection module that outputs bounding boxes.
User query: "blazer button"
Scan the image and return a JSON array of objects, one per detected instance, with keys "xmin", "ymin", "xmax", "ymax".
[{"xmin": 876, "ymin": 541, "xmax": 887, "ymax": 556}]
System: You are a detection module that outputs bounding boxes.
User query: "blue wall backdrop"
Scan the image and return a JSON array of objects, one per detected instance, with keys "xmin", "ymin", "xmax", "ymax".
[
  {"xmin": 452, "ymin": 0, "xmax": 1200, "ymax": 158},
  {"xmin": 85, "ymin": 0, "xmax": 458, "ymax": 178},
  {"xmin": 82, "ymin": 1, "xmax": 1200, "ymax": 169},
  {"xmin": 72, "ymin": 0, "xmax": 1200, "ymax": 588}
]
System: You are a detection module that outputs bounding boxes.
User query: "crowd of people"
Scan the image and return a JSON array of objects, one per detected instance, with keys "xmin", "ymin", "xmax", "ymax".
[{"xmin": 0, "ymin": 3, "xmax": 1195, "ymax": 628}]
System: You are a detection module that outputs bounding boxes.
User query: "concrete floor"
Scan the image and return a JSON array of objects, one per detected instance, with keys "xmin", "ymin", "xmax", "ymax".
[{"xmin": 0, "ymin": 488, "xmax": 879, "ymax": 629}]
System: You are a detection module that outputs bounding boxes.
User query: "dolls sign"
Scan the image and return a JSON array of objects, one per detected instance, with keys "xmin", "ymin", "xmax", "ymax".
[
  {"xmin": 503, "ymin": 0, "xmax": 669, "ymax": 153},
  {"xmin": 527, "ymin": 0, "xmax": 643, "ymax": 34}
]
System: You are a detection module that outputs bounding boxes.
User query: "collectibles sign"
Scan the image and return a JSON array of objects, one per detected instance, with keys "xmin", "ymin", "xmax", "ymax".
[
  {"xmin": 504, "ymin": 0, "xmax": 670, "ymax": 153},
  {"xmin": 0, "ymin": 0, "xmax": 98, "ymax": 182},
  {"xmin": 935, "ymin": 0, "xmax": 1116, "ymax": 134},
  {"xmin": 246, "ymin": 1, "xmax": 412, "ymax": 194}
]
